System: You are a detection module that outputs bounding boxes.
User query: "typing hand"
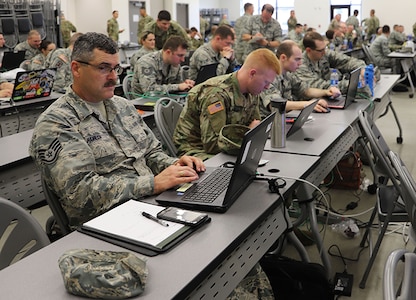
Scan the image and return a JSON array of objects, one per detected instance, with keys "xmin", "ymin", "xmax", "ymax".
[{"xmin": 154, "ymin": 165, "xmax": 199, "ymax": 195}]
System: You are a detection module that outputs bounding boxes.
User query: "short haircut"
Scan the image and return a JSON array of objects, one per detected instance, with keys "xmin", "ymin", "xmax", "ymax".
[
  {"xmin": 382, "ymin": 25, "xmax": 390, "ymax": 34},
  {"xmin": 303, "ymin": 31, "xmax": 324, "ymax": 49},
  {"xmin": 295, "ymin": 23, "xmax": 303, "ymax": 29},
  {"xmin": 244, "ymin": 3, "xmax": 253, "ymax": 11},
  {"xmin": 325, "ymin": 29, "xmax": 335, "ymax": 40},
  {"xmin": 354, "ymin": 9, "xmax": 359, "ymax": 15},
  {"xmin": 214, "ymin": 25, "xmax": 234, "ymax": 40},
  {"xmin": 40, "ymin": 39, "xmax": 53, "ymax": 51},
  {"xmin": 69, "ymin": 32, "xmax": 83, "ymax": 47},
  {"xmin": 71, "ymin": 32, "xmax": 118, "ymax": 62},
  {"xmin": 28, "ymin": 30, "xmax": 40, "ymax": 38},
  {"xmin": 112, "ymin": 10, "xmax": 118, "ymax": 14},
  {"xmin": 158, "ymin": 10, "xmax": 171, "ymax": 21},
  {"xmin": 162, "ymin": 35, "xmax": 189, "ymax": 51},
  {"xmin": 261, "ymin": 4, "xmax": 274, "ymax": 14},
  {"xmin": 244, "ymin": 48, "xmax": 281, "ymax": 75},
  {"xmin": 190, "ymin": 27, "xmax": 198, "ymax": 32},
  {"xmin": 276, "ymin": 40, "xmax": 298, "ymax": 58}
]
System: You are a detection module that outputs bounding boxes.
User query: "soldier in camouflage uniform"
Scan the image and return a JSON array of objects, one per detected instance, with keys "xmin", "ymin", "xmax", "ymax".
[
  {"xmin": 107, "ymin": 10, "xmax": 124, "ymax": 42},
  {"xmin": 287, "ymin": 10, "xmax": 297, "ymax": 32},
  {"xmin": 144, "ymin": 10, "xmax": 190, "ymax": 50},
  {"xmin": 234, "ymin": 3, "xmax": 254, "ymax": 64},
  {"xmin": 29, "ymin": 40, "xmax": 56, "ymax": 71},
  {"xmin": 285, "ymin": 23, "xmax": 304, "ymax": 45},
  {"xmin": 60, "ymin": 14, "xmax": 77, "ymax": 48},
  {"xmin": 130, "ymin": 31, "xmax": 156, "ymax": 71},
  {"xmin": 29, "ymin": 32, "xmax": 204, "ymax": 230},
  {"xmin": 364, "ymin": 9, "xmax": 380, "ymax": 41},
  {"xmin": 132, "ymin": 36, "xmax": 194, "ymax": 95},
  {"xmin": 189, "ymin": 25, "xmax": 237, "ymax": 81},
  {"xmin": 370, "ymin": 25, "xmax": 394, "ymax": 68},
  {"xmin": 200, "ymin": 15, "xmax": 210, "ymax": 41},
  {"xmin": 14, "ymin": 29, "xmax": 42, "ymax": 60},
  {"xmin": 388, "ymin": 25, "xmax": 406, "ymax": 51},
  {"xmin": 260, "ymin": 40, "xmax": 337, "ymax": 118},
  {"xmin": 44, "ymin": 33, "xmax": 83, "ymax": 93},
  {"xmin": 173, "ymin": 48, "xmax": 281, "ymax": 161},
  {"xmin": 137, "ymin": 7, "xmax": 153, "ymax": 43},
  {"xmin": 295, "ymin": 32, "xmax": 366, "ymax": 94},
  {"xmin": 241, "ymin": 4, "xmax": 282, "ymax": 62}
]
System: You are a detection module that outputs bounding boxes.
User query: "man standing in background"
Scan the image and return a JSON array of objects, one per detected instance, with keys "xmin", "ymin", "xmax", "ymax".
[
  {"xmin": 107, "ymin": 10, "xmax": 124, "ymax": 42},
  {"xmin": 60, "ymin": 13, "xmax": 77, "ymax": 47},
  {"xmin": 137, "ymin": 7, "xmax": 153, "ymax": 43},
  {"xmin": 363, "ymin": 9, "xmax": 379, "ymax": 41},
  {"xmin": 287, "ymin": 10, "xmax": 297, "ymax": 32},
  {"xmin": 234, "ymin": 2, "xmax": 254, "ymax": 64}
]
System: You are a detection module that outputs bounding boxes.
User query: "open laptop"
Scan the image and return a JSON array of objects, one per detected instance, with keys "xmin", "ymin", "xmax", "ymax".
[
  {"xmin": 1, "ymin": 51, "xmax": 26, "ymax": 71},
  {"xmin": 195, "ymin": 63, "xmax": 219, "ymax": 85},
  {"xmin": 156, "ymin": 111, "xmax": 276, "ymax": 212},
  {"xmin": 327, "ymin": 67, "xmax": 360, "ymax": 109},
  {"xmin": 0, "ymin": 68, "xmax": 56, "ymax": 103},
  {"xmin": 285, "ymin": 99, "xmax": 317, "ymax": 137}
]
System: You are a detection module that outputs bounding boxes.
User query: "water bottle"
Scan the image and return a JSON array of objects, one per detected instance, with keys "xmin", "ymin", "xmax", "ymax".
[
  {"xmin": 329, "ymin": 42, "xmax": 335, "ymax": 51},
  {"xmin": 364, "ymin": 64, "xmax": 374, "ymax": 96},
  {"xmin": 330, "ymin": 69, "xmax": 339, "ymax": 87},
  {"xmin": 270, "ymin": 98, "xmax": 287, "ymax": 148},
  {"xmin": 343, "ymin": 38, "xmax": 348, "ymax": 50},
  {"xmin": 405, "ymin": 35, "xmax": 414, "ymax": 53}
]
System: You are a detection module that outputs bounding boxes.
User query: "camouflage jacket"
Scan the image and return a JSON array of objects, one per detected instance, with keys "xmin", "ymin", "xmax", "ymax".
[
  {"xmin": 29, "ymin": 53, "xmax": 46, "ymax": 70},
  {"xmin": 234, "ymin": 13, "xmax": 252, "ymax": 62},
  {"xmin": 287, "ymin": 16, "xmax": 297, "ymax": 31},
  {"xmin": 44, "ymin": 47, "xmax": 72, "ymax": 92},
  {"xmin": 29, "ymin": 88, "xmax": 176, "ymax": 228},
  {"xmin": 144, "ymin": 20, "xmax": 190, "ymax": 50},
  {"xmin": 130, "ymin": 47, "xmax": 156, "ymax": 72},
  {"xmin": 61, "ymin": 20, "xmax": 77, "ymax": 47},
  {"xmin": 132, "ymin": 50, "xmax": 182, "ymax": 94},
  {"xmin": 14, "ymin": 40, "xmax": 41, "ymax": 60},
  {"xmin": 173, "ymin": 72, "xmax": 260, "ymax": 160},
  {"xmin": 137, "ymin": 15, "xmax": 154, "ymax": 41},
  {"xmin": 189, "ymin": 43, "xmax": 237, "ymax": 80},
  {"xmin": 295, "ymin": 49, "xmax": 366, "ymax": 93},
  {"xmin": 107, "ymin": 17, "xmax": 120, "ymax": 42}
]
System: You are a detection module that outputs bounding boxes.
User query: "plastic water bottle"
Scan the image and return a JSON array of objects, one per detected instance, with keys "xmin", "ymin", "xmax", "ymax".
[
  {"xmin": 330, "ymin": 69, "xmax": 339, "ymax": 87},
  {"xmin": 405, "ymin": 35, "xmax": 414, "ymax": 52},
  {"xmin": 329, "ymin": 42, "xmax": 335, "ymax": 51},
  {"xmin": 343, "ymin": 38, "xmax": 348, "ymax": 50},
  {"xmin": 364, "ymin": 64, "xmax": 374, "ymax": 96}
]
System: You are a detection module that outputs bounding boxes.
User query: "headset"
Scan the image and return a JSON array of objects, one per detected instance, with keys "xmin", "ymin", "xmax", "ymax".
[{"xmin": 255, "ymin": 176, "xmax": 287, "ymax": 193}]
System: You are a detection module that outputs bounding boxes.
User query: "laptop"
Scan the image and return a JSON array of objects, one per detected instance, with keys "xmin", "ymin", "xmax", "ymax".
[
  {"xmin": 327, "ymin": 67, "xmax": 360, "ymax": 109},
  {"xmin": 285, "ymin": 99, "xmax": 317, "ymax": 137},
  {"xmin": 0, "ymin": 68, "xmax": 56, "ymax": 103},
  {"xmin": 1, "ymin": 51, "xmax": 26, "ymax": 71},
  {"xmin": 156, "ymin": 111, "xmax": 276, "ymax": 212},
  {"xmin": 195, "ymin": 63, "xmax": 219, "ymax": 85}
]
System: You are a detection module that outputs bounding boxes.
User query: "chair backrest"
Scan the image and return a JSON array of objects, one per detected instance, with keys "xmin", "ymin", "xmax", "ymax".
[
  {"xmin": 361, "ymin": 44, "xmax": 376, "ymax": 65},
  {"xmin": 122, "ymin": 73, "xmax": 134, "ymax": 100},
  {"xmin": 154, "ymin": 97, "xmax": 183, "ymax": 157},
  {"xmin": 41, "ymin": 177, "xmax": 71, "ymax": 236},
  {"xmin": 0, "ymin": 17, "xmax": 18, "ymax": 49},
  {"xmin": 0, "ymin": 196, "xmax": 50, "ymax": 270}
]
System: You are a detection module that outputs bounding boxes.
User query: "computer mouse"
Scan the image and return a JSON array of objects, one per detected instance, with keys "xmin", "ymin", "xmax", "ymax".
[{"xmin": 313, "ymin": 107, "xmax": 331, "ymax": 113}]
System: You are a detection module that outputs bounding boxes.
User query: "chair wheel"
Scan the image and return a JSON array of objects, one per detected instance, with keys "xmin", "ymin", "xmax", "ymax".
[
  {"xmin": 397, "ymin": 136, "xmax": 403, "ymax": 144},
  {"xmin": 367, "ymin": 184, "xmax": 377, "ymax": 194}
]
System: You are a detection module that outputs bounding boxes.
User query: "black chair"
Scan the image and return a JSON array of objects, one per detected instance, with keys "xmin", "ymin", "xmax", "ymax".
[{"xmin": 0, "ymin": 16, "xmax": 18, "ymax": 49}]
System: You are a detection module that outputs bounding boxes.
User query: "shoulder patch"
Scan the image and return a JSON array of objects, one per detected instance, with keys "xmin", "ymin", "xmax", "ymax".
[
  {"xmin": 38, "ymin": 138, "xmax": 62, "ymax": 164},
  {"xmin": 207, "ymin": 101, "xmax": 224, "ymax": 114}
]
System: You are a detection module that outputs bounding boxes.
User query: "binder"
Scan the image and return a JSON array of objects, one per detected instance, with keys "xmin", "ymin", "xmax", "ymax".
[{"xmin": 77, "ymin": 200, "xmax": 211, "ymax": 256}]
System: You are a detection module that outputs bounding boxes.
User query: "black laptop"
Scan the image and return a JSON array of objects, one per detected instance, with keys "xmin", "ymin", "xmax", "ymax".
[
  {"xmin": 195, "ymin": 63, "xmax": 219, "ymax": 85},
  {"xmin": 286, "ymin": 99, "xmax": 317, "ymax": 137},
  {"xmin": 327, "ymin": 67, "xmax": 360, "ymax": 109},
  {"xmin": 1, "ymin": 51, "xmax": 26, "ymax": 71},
  {"xmin": 156, "ymin": 111, "xmax": 276, "ymax": 212}
]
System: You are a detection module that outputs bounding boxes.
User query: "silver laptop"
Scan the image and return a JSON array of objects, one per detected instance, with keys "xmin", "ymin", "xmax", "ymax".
[
  {"xmin": 286, "ymin": 99, "xmax": 317, "ymax": 137},
  {"xmin": 156, "ymin": 112, "xmax": 276, "ymax": 212},
  {"xmin": 327, "ymin": 67, "xmax": 360, "ymax": 109}
]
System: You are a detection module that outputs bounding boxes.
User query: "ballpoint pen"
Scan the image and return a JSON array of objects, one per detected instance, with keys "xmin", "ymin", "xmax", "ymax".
[{"xmin": 141, "ymin": 211, "xmax": 169, "ymax": 227}]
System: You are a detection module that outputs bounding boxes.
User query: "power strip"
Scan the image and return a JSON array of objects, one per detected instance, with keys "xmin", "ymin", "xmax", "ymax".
[{"xmin": 333, "ymin": 272, "xmax": 353, "ymax": 296}]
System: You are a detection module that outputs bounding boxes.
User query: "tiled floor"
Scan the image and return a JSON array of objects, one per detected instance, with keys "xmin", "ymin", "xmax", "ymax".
[{"xmin": 29, "ymin": 89, "xmax": 416, "ymax": 299}]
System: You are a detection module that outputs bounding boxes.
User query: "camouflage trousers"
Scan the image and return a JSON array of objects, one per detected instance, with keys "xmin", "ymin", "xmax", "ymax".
[{"xmin": 226, "ymin": 263, "xmax": 275, "ymax": 300}]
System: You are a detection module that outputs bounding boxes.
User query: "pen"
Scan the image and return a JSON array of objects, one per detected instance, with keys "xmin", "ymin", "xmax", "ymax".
[{"xmin": 141, "ymin": 211, "xmax": 169, "ymax": 227}]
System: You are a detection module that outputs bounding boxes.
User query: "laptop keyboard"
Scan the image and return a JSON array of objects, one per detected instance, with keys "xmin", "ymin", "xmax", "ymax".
[{"xmin": 183, "ymin": 168, "xmax": 233, "ymax": 203}]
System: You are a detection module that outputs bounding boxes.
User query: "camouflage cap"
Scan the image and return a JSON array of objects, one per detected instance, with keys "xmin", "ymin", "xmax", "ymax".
[
  {"xmin": 218, "ymin": 124, "xmax": 250, "ymax": 156},
  {"xmin": 58, "ymin": 249, "xmax": 148, "ymax": 299}
]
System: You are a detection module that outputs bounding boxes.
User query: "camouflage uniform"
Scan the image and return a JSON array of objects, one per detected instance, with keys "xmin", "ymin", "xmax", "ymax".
[
  {"xmin": 413, "ymin": 22, "xmax": 416, "ymax": 37},
  {"xmin": 61, "ymin": 20, "xmax": 77, "ymax": 48},
  {"xmin": 132, "ymin": 50, "xmax": 183, "ymax": 95},
  {"xmin": 365, "ymin": 15, "xmax": 380, "ymax": 39},
  {"xmin": 29, "ymin": 53, "xmax": 46, "ymax": 70},
  {"xmin": 370, "ymin": 35, "xmax": 393, "ymax": 68},
  {"xmin": 189, "ymin": 43, "xmax": 237, "ymax": 80},
  {"xmin": 173, "ymin": 73, "xmax": 260, "ymax": 161},
  {"xmin": 234, "ymin": 13, "xmax": 252, "ymax": 64},
  {"xmin": 14, "ymin": 40, "xmax": 41, "ymax": 60},
  {"xmin": 130, "ymin": 47, "xmax": 156, "ymax": 72},
  {"xmin": 285, "ymin": 29, "xmax": 303, "ymax": 45},
  {"xmin": 242, "ymin": 15, "xmax": 282, "ymax": 61},
  {"xmin": 295, "ymin": 49, "xmax": 366, "ymax": 94},
  {"xmin": 144, "ymin": 20, "xmax": 190, "ymax": 50},
  {"xmin": 137, "ymin": 15, "xmax": 154, "ymax": 42},
  {"xmin": 346, "ymin": 15, "xmax": 361, "ymax": 38},
  {"xmin": 287, "ymin": 16, "xmax": 297, "ymax": 32},
  {"xmin": 44, "ymin": 47, "xmax": 72, "ymax": 92},
  {"xmin": 259, "ymin": 73, "xmax": 309, "ymax": 119},
  {"xmin": 200, "ymin": 16, "xmax": 210, "ymax": 40},
  {"xmin": 107, "ymin": 17, "xmax": 120, "ymax": 42},
  {"xmin": 29, "ymin": 87, "xmax": 176, "ymax": 229},
  {"xmin": 389, "ymin": 30, "xmax": 406, "ymax": 50}
]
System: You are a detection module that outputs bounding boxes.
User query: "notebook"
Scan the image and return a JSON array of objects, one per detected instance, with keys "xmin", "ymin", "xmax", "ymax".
[
  {"xmin": 195, "ymin": 63, "xmax": 219, "ymax": 85},
  {"xmin": 156, "ymin": 111, "xmax": 276, "ymax": 212},
  {"xmin": 327, "ymin": 67, "xmax": 360, "ymax": 109},
  {"xmin": 0, "ymin": 68, "xmax": 56, "ymax": 103},
  {"xmin": 1, "ymin": 51, "xmax": 25, "ymax": 71},
  {"xmin": 285, "ymin": 99, "xmax": 317, "ymax": 137}
]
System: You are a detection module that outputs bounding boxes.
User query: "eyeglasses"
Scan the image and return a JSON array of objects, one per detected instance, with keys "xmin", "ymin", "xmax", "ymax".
[
  {"xmin": 312, "ymin": 48, "xmax": 326, "ymax": 53},
  {"xmin": 76, "ymin": 61, "xmax": 123, "ymax": 75}
]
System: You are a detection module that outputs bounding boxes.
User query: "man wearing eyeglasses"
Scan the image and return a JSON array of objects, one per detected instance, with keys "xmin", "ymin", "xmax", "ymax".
[
  {"xmin": 30, "ymin": 32, "xmax": 204, "ymax": 230},
  {"xmin": 132, "ymin": 35, "xmax": 195, "ymax": 95},
  {"xmin": 295, "ymin": 31, "xmax": 367, "ymax": 95},
  {"xmin": 44, "ymin": 32, "xmax": 83, "ymax": 93}
]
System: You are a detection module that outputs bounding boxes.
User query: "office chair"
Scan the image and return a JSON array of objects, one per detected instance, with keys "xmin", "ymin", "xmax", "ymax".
[
  {"xmin": 362, "ymin": 44, "xmax": 392, "ymax": 74},
  {"xmin": 154, "ymin": 97, "xmax": 183, "ymax": 157},
  {"xmin": 0, "ymin": 17, "xmax": 18, "ymax": 49},
  {"xmin": 357, "ymin": 110, "xmax": 408, "ymax": 289},
  {"xmin": 0, "ymin": 196, "xmax": 50, "ymax": 270},
  {"xmin": 41, "ymin": 177, "xmax": 71, "ymax": 237},
  {"xmin": 122, "ymin": 73, "xmax": 134, "ymax": 100},
  {"xmin": 383, "ymin": 249, "xmax": 416, "ymax": 300}
]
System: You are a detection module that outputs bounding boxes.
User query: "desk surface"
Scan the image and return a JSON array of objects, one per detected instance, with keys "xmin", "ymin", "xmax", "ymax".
[
  {"xmin": 0, "ymin": 152, "xmax": 318, "ymax": 299},
  {"xmin": 0, "ymin": 129, "xmax": 33, "ymax": 168},
  {"xmin": 0, "ymin": 92, "xmax": 62, "ymax": 111},
  {"xmin": 388, "ymin": 51, "xmax": 416, "ymax": 58}
]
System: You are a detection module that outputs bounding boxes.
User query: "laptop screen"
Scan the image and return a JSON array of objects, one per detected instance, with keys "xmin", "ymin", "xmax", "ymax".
[{"xmin": 11, "ymin": 68, "xmax": 56, "ymax": 101}]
